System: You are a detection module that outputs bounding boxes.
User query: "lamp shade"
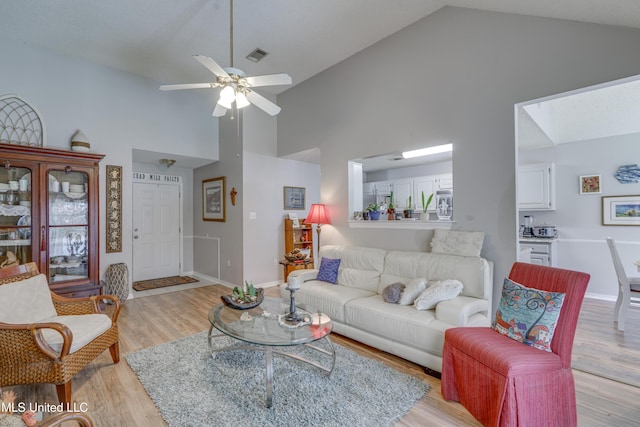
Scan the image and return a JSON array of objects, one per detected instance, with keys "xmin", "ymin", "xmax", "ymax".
[{"xmin": 305, "ymin": 203, "xmax": 330, "ymax": 225}]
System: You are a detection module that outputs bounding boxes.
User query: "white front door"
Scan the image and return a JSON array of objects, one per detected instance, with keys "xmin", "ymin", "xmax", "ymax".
[{"xmin": 132, "ymin": 182, "xmax": 181, "ymax": 282}]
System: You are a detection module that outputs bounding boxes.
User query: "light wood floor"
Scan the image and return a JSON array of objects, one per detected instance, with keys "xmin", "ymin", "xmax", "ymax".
[{"xmin": 6, "ymin": 285, "xmax": 640, "ymax": 426}]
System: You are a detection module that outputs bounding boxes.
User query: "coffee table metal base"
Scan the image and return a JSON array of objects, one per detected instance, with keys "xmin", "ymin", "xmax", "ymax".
[{"xmin": 208, "ymin": 325, "xmax": 336, "ymax": 408}]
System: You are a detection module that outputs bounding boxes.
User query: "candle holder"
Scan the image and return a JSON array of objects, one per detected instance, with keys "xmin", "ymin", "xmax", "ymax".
[{"xmin": 284, "ymin": 285, "xmax": 304, "ymax": 325}]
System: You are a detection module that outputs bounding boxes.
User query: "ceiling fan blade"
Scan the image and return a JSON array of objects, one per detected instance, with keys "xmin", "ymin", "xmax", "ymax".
[
  {"xmin": 159, "ymin": 83, "xmax": 215, "ymax": 91},
  {"xmin": 246, "ymin": 91, "xmax": 282, "ymax": 116},
  {"xmin": 212, "ymin": 103, "xmax": 227, "ymax": 117},
  {"xmin": 244, "ymin": 73, "xmax": 292, "ymax": 88},
  {"xmin": 194, "ymin": 55, "xmax": 229, "ymax": 78}
]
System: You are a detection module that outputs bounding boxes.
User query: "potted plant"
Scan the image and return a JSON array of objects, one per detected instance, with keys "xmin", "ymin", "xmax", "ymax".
[
  {"xmin": 421, "ymin": 191, "xmax": 434, "ymax": 221},
  {"xmin": 387, "ymin": 191, "xmax": 396, "ymax": 220},
  {"xmin": 366, "ymin": 203, "xmax": 381, "ymax": 220},
  {"xmin": 403, "ymin": 196, "xmax": 414, "ymax": 219}
]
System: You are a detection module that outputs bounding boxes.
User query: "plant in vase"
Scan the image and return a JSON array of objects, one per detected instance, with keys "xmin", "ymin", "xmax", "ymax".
[
  {"xmin": 421, "ymin": 191, "xmax": 434, "ymax": 221},
  {"xmin": 366, "ymin": 203, "xmax": 381, "ymax": 220},
  {"xmin": 403, "ymin": 196, "xmax": 414, "ymax": 219},
  {"xmin": 387, "ymin": 191, "xmax": 395, "ymax": 220}
]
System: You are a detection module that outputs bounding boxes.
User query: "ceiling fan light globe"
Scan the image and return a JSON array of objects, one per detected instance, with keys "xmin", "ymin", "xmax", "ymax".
[
  {"xmin": 218, "ymin": 96, "xmax": 233, "ymax": 109},
  {"xmin": 219, "ymin": 85, "xmax": 236, "ymax": 103},
  {"xmin": 235, "ymin": 92, "xmax": 250, "ymax": 108}
]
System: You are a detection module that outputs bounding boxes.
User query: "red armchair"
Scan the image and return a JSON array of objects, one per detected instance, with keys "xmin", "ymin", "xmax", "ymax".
[{"xmin": 441, "ymin": 262, "xmax": 589, "ymax": 427}]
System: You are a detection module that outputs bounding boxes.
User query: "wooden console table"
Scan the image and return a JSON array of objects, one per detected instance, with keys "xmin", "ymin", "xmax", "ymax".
[{"xmin": 279, "ymin": 258, "xmax": 314, "ymax": 281}]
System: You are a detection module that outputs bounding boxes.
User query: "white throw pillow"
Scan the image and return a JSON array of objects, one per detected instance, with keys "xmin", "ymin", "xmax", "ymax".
[
  {"xmin": 399, "ymin": 278, "xmax": 427, "ymax": 305},
  {"xmin": 430, "ymin": 230, "xmax": 485, "ymax": 257},
  {"xmin": 414, "ymin": 279, "xmax": 464, "ymax": 310}
]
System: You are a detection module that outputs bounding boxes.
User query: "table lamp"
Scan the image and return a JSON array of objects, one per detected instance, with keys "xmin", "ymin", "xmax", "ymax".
[{"xmin": 304, "ymin": 203, "xmax": 330, "ymax": 253}]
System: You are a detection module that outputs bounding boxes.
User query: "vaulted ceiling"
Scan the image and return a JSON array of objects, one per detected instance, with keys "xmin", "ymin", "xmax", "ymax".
[{"xmin": 2, "ymin": 1, "xmax": 640, "ymax": 94}]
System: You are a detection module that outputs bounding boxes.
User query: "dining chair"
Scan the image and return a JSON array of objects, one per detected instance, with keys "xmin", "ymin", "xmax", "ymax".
[{"xmin": 606, "ymin": 237, "xmax": 640, "ymax": 331}]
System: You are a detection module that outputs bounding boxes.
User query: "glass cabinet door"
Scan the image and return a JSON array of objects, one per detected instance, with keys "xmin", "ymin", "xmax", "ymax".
[
  {"xmin": 48, "ymin": 169, "xmax": 89, "ymax": 283},
  {"xmin": 0, "ymin": 166, "xmax": 32, "ymax": 267}
]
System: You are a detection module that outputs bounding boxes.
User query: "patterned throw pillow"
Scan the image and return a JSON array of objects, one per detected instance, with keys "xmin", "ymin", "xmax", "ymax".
[
  {"xmin": 492, "ymin": 278, "xmax": 565, "ymax": 352},
  {"xmin": 316, "ymin": 257, "xmax": 341, "ymax": 284},
  {"xmin": 414, "ymin": 279, "xmax": 463, "ymax": 310},
  {"xmin": 382, "ymin": 282, "xmax": 405, "ymax": 303}
]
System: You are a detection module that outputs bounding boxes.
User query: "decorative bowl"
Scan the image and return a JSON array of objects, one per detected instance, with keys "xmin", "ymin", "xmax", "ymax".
[{"xmin": 221, "ymin": 287, "xmax": 264, "ymax": 310}]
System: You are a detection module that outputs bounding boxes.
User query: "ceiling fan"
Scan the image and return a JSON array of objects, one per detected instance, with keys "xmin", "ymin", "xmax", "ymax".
[{"xmin": 159, "ymin": 0, "xmax": 291, "ymax": 117}]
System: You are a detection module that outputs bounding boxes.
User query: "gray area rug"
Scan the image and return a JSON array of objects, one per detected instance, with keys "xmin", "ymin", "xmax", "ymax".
[{"xmin": 126, "ymin": 331, "xmax": 430, "ymax": 427}]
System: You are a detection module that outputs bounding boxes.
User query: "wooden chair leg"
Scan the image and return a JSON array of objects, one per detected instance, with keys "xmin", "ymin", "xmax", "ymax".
[
  {"xmin": 56, "ymin": 381, "xmax": 72, "ymax": 405},
  {"xmin": 109, "ymin": 341, "xmax": 120, "ymax": 363}
]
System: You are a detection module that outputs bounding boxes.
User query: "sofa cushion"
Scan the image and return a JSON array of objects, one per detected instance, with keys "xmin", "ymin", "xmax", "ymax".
[
  {"xmin": 430, "ymin": 229, "xmax": 485, "ymax": 257},
  {"xmin": 320, "ymin": 245, "xmax": 386, "ymax": 292},
  {"xmin": 317, "ymin": 257, "xmax": 341, "ymax": 283},
  {"xmin": 0, "ymin": 274, "xmax": 56, "ymax": 324},
  {"xmin": 41, "ymin": 314, "xmax": 112, "ymax": 354},
  {"xmin": 379, "ymin": 251, "xmax": 431, "ymax": 293},
  {"xmin": 294, "ymin": 280, "xmax": 376, "ymax": 323},
  {"xmin": 345, "ymin": 295, "xmax": 445, "ymax": 355},
  {"xmin": 399, "ymin": 278, "xmax": 427, "ymax": 305},
  {"xmin": 414, "ymin": 279, "xmax": 463, "ymax": 310},
  {"xmin": 381, "ymin": 252, "xmax": 492, "ymax": 302},
  {"xmin": 493, "ymin": 278, "xmax": 565, "ymax": 352}
]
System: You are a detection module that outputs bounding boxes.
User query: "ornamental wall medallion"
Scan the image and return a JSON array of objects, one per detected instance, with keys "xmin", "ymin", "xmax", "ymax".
[
  {"xmin": 0, "ymin": 94, "xmax": 46, "ymax": 147},
  {"xmin": 106, "ymin": 165, "xmax": 123, "ymax": 253}
]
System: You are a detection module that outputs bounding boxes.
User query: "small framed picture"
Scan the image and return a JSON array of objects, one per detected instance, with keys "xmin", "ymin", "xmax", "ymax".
[
  {"xmin": 203, "ymin": 176, "xmax": 226, "ymax": 222},
  {"xmin": 283, "ymin": 186, "xmax": 305, "ymax": 210},
  {"xmin": 288, "ymin": 212, "xmax": 300, "ymax": 227},
  {"xmin": 602, "ymin": 195, "xmax": 640, "ymax": 225},
  {"xmin": 580, "ymin": 174, "xmax": 601, "ymax": 195}
]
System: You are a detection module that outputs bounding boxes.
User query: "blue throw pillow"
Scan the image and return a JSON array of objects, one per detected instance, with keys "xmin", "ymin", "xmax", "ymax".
[
  {"xmin": 492, "ymin": 278, "xmax": 565, "ymax": 352},
  {"xmin": 316, "ymin": 257, "xmax": 341, "ymax": 284}
]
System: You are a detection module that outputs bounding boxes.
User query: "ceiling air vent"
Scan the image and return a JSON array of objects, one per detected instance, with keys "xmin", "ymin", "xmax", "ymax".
[{"xmin": 246, "ymin": 48, "xmax": 268, "ymax": 63}]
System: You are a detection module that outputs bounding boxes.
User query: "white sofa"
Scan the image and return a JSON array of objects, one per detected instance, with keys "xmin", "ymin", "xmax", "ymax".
[{"xmin": 280, "ymin": 245, "xmax": 493, "ymax": 373}]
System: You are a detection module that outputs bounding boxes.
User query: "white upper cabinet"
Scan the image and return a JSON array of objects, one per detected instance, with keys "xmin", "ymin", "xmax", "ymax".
[
  {"xmin": 518, "ymin": 163, "xmax": 555, "ymax": 210},
  {"xmin": 392, "ymin": 179, "xmax": 413, "ymax": 209},
  {"xmin": 413, "ymin": 174, "xmax": 452, "ymax": 211}
]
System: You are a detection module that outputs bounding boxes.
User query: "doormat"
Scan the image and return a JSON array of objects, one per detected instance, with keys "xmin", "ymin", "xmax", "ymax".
[{"xmin": 133, "ymin": 275, "xmax": 199, "ymax": 292}]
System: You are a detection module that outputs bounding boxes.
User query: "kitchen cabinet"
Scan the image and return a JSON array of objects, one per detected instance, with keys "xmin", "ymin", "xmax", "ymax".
[
  {"xmin": 518, "ymin": 163, "xmax": 555, "ymax": 210},
  {"xmin": 519, "ymin": 238, "xmax": 557, "ymax": 267},
  {"xmin": 413, "ymin": 173, "xmax": 452, "ymax": 211},
  {"xmin": 392, "ymin": 179, "xmax": 413, "ymax": 208},
  {"xmin": 0, "ymin": 144, "xmax": 103, "ymax": 297}
]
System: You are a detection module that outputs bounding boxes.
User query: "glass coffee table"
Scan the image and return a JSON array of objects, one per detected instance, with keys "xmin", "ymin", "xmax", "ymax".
[{"xmin": 207, "ymin": 296, "xmax": 335, "ymax": 408}]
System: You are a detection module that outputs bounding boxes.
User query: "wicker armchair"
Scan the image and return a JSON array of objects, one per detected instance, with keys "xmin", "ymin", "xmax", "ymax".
[
  {"xmin": 37, "ymin": 411, "xmax": 95, "ymax": 427},
  {"xmin": 0, "ymin": 263, "xmax": 120, "ymax": 404}
]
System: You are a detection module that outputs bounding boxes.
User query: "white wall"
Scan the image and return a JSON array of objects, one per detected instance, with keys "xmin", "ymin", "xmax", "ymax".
[
  {"xmin": 193, "ymin": 103, "xmax": 321, "ymax": 288},
  {"xmin": 277, "ymin": 7, "xmax": 640, "ymax": 306},
  {"xmin": 1, "ymin": 40, "xmax": 218, "ymax": 285},
  {"xmin": 520, "ymin": 134, "xmax": 640, "ymax": 297},
  {"xmin": 242, "ymin": 102, "xmax": 321, "ymax": 286}
]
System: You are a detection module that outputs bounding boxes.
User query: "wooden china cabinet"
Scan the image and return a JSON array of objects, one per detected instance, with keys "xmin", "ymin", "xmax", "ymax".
[{"xmin": 0, "ymin": 144, "xmax": 104, "ymax": 297}]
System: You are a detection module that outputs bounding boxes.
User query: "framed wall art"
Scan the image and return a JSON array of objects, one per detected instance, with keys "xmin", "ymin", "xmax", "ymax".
[
  {"xmin": 203, "ymin": 176, "xmax": 226, "ymax": 222},
  {"xmin": 283, "ymin": 186, "xmax": 305, "ymax": 210},
  {"xmin": 580, "ymin": 174, "xmax": 601, "ymax": 194},
  {"xmin": 106, "ymin": 165, "xmax": 123, "ymax": 253},
  {"xmin": 602, "ymin": 195, "xmax": 640, "ymax": 225}
]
